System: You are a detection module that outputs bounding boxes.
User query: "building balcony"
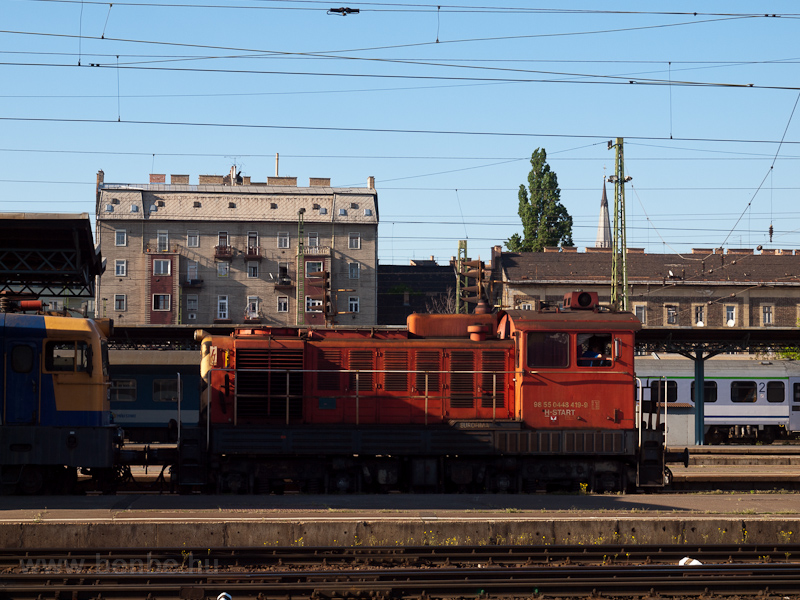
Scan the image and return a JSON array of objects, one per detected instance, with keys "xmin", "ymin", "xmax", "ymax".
[
  {"xmin": 244, "ymin": 246, "xmax": 262, "ymax": 261},
  {"xmin": 145, "ymin": 243, "xmax": 179, "ymax": 254},
  {"xmin": 304, "ymin": 245, "xmax": 332, "ymax": 256},
  {"xmin": 181, "ymin": 279, "xmax": 203, "ymax": 288},
  {"xmin": 274, "ymin": 275, "xmax": 294, "ymax": 289},
  {"xmin": 215, "ymin": 245, "xmax": 233, "ymax": 260}
]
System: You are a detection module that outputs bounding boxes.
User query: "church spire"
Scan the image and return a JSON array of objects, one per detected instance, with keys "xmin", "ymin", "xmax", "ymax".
[{"xmin": 595, "ymin": 177, "xmax": 612, "ymax": 248}]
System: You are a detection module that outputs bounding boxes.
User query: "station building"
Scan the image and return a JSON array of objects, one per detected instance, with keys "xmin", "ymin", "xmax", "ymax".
[
  {"xmin": 492, "ymin": 245, "xmax": 800, "ymax": 329},
  {"xmin": 95, "ymin": 168, "xmax": 378, "ymax": 327}
]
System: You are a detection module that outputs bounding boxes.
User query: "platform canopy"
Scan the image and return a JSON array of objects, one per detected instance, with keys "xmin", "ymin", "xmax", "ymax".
[
  {"xmin": 637, "ymin": 326, "xmax": 800, "ymax": 357},
  {"xmin": 0, "ymin": 213, "xmax": 102, "ymax": 298}
]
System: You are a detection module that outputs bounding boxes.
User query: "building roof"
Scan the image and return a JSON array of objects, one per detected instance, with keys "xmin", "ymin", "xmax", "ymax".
[
  {"xmin": 377, "ymin": 264, "xmax": 456, "ymax": 325},
  {"xmin": 97, "ymin": 182, "xmax": 379, "ymax": 224},
  {"xmin": 501, "ymin": 249, "xmax": 800, "ymax": 286}
]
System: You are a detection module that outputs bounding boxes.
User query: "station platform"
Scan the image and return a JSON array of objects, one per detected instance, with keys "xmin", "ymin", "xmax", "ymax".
[{"xmin": 2, "ymin": 492, "xmax": 800, "ymax": 549}]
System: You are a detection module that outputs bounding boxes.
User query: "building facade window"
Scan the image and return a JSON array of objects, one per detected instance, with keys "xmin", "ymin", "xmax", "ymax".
[
  {"xmin": 348, "ymin": 296, "xmax": 360, "ymax": 313},
  {"xmin": 187, "ymin": 230, "xmax": 199, "ymax": 247},
  {"xmin": 665, "ymin": 305, "xmax": 678, "ymax": 325},
  {"xmin": 247, "ymin": 261, "xmax": 259, "ymax": 278},
  {"xmin": 218, "ymin": 231, "xmax": 229, "ymax": 247},
  {"xmin": 277, "ymin": 232, "xmax": 289, "ymax": 248},
  {"xmin": 306, "ymin": 261, "xmax": 323, "ymax": 277},
  {"xmin": 153, "ymin": 259, "xmax": 171, "ymax": 275},
  {"xmin": 152, "ymin": 294, "xmax": 170, "ymax": 311},
  {"xmin": 114, "ymin": 294, "xmax": 127, "ymax": 311},
  {"xmin": 278, "ymin": 262, "xmax": 290, "ymax": 284},
  {"xmin": 217, "ymin": 296, "xmax": 228, "ymax": 320},
  {"xmin": 115, "ymin": 229, "xmax": 127, "ymax": 246},
  {"xmin": 115, "ymin": 259, "xmax": 127, "ymax": 277},
  {"xmin": 187, "ymin": 260, "xmax": 198, "ymax": 281},
  {"xmin": 762, "ymin": 304, "xmax": 774, "ymax": 326},
  {"xmin": 725, "ymin": 305, "xmax": 736, "ymax": 327},
  {"xmin": 277, "ymin": 296, "xmax": 288, "ymax": 312},
  {"xmin": 349, "ymin": 262, "xmax": 360, "ymax": 279},
  {"xmin": 306, "ymin": 296, "xmax": 322, "ymax": 313},
  {"xmin": 308, "ymin": 232, "xmax": 319, "ymax": 247},
  {"xmin": 247, "ymin": 231, "xmax": 258, "ymax": 250},
  {"xmin": 634, "ymin": 304, "xmax": 646, "ymax": 325},
  {"xmin": 694, "ymin": 305, "xmax": 705, "ymax": 326},
  {"xmin": 217, "ymin": 262, "xmax": 229, "ymax": 277},
  {"xmin": 186, "ymin": 294, "xmax": 198, "ymax": 311},
  {"xmin": 348, "ymin": 232, "xmax": 361, "ymax": 249},
  {"xmin": 246, "ymin": 296, "xmax": 259, "ymax": 319},
  {"xmin": 157, "ymin": 230, "xmax": 169, "ymax": 252}
]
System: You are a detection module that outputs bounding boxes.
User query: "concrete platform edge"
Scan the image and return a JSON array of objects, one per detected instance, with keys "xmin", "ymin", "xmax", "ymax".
[{"xmin": 3, "ymin": 518, "xmax": 800, "ymax": 548}]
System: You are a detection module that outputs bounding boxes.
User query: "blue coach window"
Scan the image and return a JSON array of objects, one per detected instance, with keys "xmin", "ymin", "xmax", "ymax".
[{"xmin": 526, "ymin": 332, "xmax": 569, "ymax": 368}]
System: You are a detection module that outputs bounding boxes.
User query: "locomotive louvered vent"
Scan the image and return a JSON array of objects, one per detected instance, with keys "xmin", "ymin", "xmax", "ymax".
[
  {"xmin": 235, "ymin": 348, "xmax": 304, "ymax": 420},
  {"xmin": 383, "ymin": 350, "xmax": 408, "ymax": 392},
  {"xmin": 415, "ymin": 350, "xmax": 441, "ymax": 393},
  {"xmin": 480, "ymin": 351, "xmax": 506, "ymax": 408},
  {"xmin": 449, "ymin": 350, "xmax": 475, "ymax": 408},
  {"xmin": 318, "ymin": 349, "xmax": 343, "ymax": 391},
  {"xmin": 348, "ymin": 350, "xmax": 374, "ymax": 391}
]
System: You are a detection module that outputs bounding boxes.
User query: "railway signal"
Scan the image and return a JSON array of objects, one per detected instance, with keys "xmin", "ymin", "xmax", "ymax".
[
  {"xmin": 307, "ymin": 270, "xmax": 332, "ymax": 320},
  {"xmin": 461, "ymin": 260, "xmax": 485, "ymax": 305}
]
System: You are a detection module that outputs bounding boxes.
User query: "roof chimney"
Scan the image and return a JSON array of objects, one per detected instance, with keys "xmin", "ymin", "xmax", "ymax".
[{"xmin": 368, "ymin": 176, "xmax": 375, "ymax": 189}]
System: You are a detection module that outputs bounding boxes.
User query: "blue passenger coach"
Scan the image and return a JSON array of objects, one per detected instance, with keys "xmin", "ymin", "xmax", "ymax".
[{"xmin": 109, "ymin": 350, "xmax": 200, "ymax": 443}]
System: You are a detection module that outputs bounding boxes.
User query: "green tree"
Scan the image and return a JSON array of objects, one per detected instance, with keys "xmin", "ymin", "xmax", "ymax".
[{"xmin": 506, "ymin": 148, "xmax": 574, "ymax": 252}]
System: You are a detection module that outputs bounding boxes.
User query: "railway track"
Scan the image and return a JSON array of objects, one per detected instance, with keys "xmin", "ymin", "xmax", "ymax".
[
  {"xmin": 5, "ymin": 561, "xmax": 800, "ymax": 599},
  {"xmin": 5, "ymin": 545, "xmax": 800, "ymax": 599},
  {"xmin": 8, "ymin": 544, "xmax": 800, "ymax": 570}
]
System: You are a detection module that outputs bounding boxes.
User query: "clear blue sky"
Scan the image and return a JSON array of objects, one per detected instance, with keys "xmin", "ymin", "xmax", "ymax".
[{"xmin": 3, "ymin": 1, "xmax": 800, "ymax": 265}]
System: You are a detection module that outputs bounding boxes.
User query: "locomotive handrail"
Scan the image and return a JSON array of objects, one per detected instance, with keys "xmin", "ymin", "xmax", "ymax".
[{"xmin": 205, "ymin": 366, "xmax": 515, "ymax": 429}]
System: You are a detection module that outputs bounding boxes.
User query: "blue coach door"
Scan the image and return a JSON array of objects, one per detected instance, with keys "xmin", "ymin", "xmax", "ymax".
[{"xmin": 5, "ymin": 341, "xmax": 40, "ymax": 424}]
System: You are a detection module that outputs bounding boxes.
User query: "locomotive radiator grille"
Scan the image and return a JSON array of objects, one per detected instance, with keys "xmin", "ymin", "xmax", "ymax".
[
  {"xmin": 318, "ymin": 349, "xmax": 342, "ymax": 391},
  {"xmin": 415, "ymin": 351, "xmax": 441, "ymax": 393},
  {"xmin": 383, "ymin": 350, "xmax": 409, "ymax": 392},
  {"xmin": 235, "ymin": 348, "xmax": 304, "ymax": 420},
  {"xmin": 449, "ymin": 351, "xmax": 475, "ymax": 408},
  {"xmin": 348, "ymin": 350, "xmax": 374, "ymax": 391},
  {"xmin": 480, "ymin": 350, "xmax": 505, "ymax": 409}
]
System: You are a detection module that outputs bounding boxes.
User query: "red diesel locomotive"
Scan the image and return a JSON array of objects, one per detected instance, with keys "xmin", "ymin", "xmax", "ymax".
[{"xmin": 181, "ymin": 292, "xmax": 683, "ymax": 494}]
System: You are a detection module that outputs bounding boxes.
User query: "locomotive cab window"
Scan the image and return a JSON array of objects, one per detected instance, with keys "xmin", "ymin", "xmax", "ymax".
[
  {"xmin": 576, "ymin": 334, "xmax": 612, "ymax": 367},
  {"xmin": 526, "ymin": 332, "xmax": 569, "ymax": 368},
  {"xmin": 45, "ymin": 341, "xmax": 91, "ymax": 373},
  {"xmin": 11, "ymin": 345, "xmax": 34, "ymax": 373}
]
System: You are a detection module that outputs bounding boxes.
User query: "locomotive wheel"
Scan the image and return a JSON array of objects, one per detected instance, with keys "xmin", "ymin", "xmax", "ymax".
[{"xmin": 18, "ymin": 466, "xmax": 44, "ymax": 495}]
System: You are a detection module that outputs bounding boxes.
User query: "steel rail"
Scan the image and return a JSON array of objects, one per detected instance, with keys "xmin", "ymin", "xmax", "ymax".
[
  {"xmin": 7, "ymin": 543, "xmax": 800, "ymax": 571},
  {"xmin": 5, "ymin": 564, "xmax": 800, "ymax": 599}
]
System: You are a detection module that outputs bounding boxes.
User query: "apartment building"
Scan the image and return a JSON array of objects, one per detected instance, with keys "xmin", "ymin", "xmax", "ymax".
[{"xmin": 95, "ymin": 168, "xmax": 378, "ymax": 326}]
